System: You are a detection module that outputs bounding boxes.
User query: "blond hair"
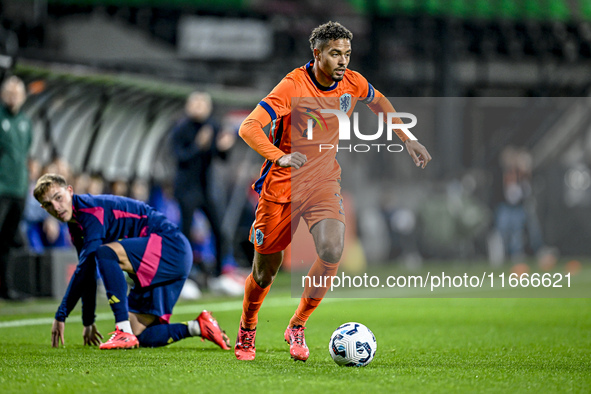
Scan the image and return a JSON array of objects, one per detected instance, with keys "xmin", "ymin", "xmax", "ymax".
[{"xmin": 33, "ymin": 173, "xmax": 68, "ymax": 202}]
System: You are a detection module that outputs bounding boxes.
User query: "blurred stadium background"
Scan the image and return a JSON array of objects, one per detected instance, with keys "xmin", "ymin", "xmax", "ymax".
[{"xmin": 2, "ymin": 0, "xmax": 591, "ymax": 298}]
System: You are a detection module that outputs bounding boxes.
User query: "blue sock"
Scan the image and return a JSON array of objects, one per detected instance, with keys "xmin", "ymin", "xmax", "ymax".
[
  {"xmin": 96, "ymin": 245, "xmax": 129, "ymax": 323},
  {"xmin": 137, "ymin": 323, "xmax": 191, "ymax": 347}
]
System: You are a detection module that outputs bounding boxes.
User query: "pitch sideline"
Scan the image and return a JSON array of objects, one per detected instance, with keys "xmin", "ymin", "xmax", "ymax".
[{"xmin": 0, "ymin": 297, "xmax": 365, "ymax": 329}]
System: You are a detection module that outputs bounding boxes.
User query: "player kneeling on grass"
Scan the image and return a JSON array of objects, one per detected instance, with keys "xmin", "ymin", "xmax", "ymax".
[{"xmin": 34, "ymin": 174, "xmax": 230, "ymax": 350}]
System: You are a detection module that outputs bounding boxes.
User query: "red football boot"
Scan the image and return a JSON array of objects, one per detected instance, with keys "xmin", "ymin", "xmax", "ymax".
[
  {"xmin": 196, "ymin": 310, "xmax": 231, "ymax": 350},
  {"xmin": 234, "ymin": 325, "xmax": 256, "ymax": 361},
  {"xmin": 284, "ymin": 326, "xmax": 309, "ymax": 361},
  {"xmin": 99, "ymin": 327, "xmax": 139, "ymax": 350}
]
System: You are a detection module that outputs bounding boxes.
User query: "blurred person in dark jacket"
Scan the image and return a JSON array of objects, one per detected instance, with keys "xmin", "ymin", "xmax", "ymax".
[
  {"xmin": 171, "ymin": 92, "xmax": 236, "ymax": 291},
  {"xmin": 0, "ymin": 76, "xmax": 32, "ymax": 300}
]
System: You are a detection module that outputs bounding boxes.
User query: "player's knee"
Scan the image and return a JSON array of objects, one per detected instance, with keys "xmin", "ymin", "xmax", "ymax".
[
  {"xmin": 252, "ymin": 269, "xmax": 274, "ymax": 288},
  {"xmin": 317, "ymin": 242, "xmax": 344, "ymax": 264},
  {"xmin": 96, "ymin": 245, "xmax": 121, "ymax": 266}
]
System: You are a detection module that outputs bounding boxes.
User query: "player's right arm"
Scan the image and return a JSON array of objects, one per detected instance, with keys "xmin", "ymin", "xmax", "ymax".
[
  {"xmin": 238, "ymin": 77, "xmax": 307, "ymax": 169},
  {"xmin": 52, "ymin": 238, "xmax": 102, "ymax": 347},
  {"xmin": 238, "ymin": 105, "xmax": 285, "ymax": 163}
]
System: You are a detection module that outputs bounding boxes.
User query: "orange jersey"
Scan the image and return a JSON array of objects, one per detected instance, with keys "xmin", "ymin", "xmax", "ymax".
[{"xmin": 241, "ymin": 60, "xmax": 403, "ymax": 203}]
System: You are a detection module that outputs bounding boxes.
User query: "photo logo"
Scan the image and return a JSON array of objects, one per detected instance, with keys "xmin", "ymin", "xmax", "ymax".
[
  {"xmin": 305, "ymin": 109, "xmax": 418, "ymax": 153},
  {"xmin": 306, "ymin": 110, "xmax": 417, "ymax": 141},
  {"xmin": 303, "ymin": 107, "xmax": 328, "ymax": 138}
]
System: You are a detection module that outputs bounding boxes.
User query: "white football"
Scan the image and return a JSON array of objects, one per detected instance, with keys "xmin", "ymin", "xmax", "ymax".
[{"xmin": 328, "ymin": 322, "xmax": 377, "ymax": 367}]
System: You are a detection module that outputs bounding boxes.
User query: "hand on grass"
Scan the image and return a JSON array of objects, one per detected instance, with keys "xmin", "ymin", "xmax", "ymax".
[
  {"xmin": 83, "ymin": 324, "xmax": 103, "ymax": 346},
  {"xmin": 51, "ymin": 320, "xmax": 65, "ymax": 348}
]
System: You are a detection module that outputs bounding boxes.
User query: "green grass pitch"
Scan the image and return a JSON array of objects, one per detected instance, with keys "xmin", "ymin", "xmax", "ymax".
[{"xmin": 1, "ymin": 273, "xmax": 590, "ymax": 393}]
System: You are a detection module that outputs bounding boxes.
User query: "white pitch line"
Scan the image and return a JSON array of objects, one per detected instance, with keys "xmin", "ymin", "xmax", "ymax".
[
  {"xmin": 0, "ymin": 297, "xmax": 361, "ymax": 329},
  {"xmin": 0, "ymin": 317, "xmax": 56, "ymax": 328}
]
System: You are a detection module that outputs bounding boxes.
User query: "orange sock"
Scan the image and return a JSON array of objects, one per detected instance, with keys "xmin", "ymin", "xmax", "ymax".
[
  {"xmin": 240, "ymin": 273, "xmax": 271, "ymax": 330},
  {"xmin": 289, "ymin": 257, "xmax": 339, "ymax": 327}
]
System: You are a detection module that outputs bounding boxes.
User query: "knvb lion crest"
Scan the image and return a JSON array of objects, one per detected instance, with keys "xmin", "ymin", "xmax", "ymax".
[
  {"xmin": 255, "ymin": 229, "xmax": 264, "ymax": 246},
  {"xmin": 339, "ymin": 94, "xmax": 352, "ymax": 113}
]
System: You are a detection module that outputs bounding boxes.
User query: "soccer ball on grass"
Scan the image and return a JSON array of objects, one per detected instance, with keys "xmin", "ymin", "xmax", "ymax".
[{"xmin": 328, "ymin": 322, "xmax": 377, "ymax": 367}]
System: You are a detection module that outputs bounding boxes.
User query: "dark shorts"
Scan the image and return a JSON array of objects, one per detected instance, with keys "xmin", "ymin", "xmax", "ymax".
[{"xmin": 119, "ymin": 231, "xmax": 192, "ymax": 323}]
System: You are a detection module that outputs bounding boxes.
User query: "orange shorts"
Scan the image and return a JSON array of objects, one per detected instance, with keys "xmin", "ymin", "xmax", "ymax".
[{"xmin": 249, "ymin": 181, "xmax": 345, "ymax": 254}]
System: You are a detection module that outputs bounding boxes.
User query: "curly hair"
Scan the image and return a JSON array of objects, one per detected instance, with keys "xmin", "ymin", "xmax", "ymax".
[
  {"xmin": 33, "ymin": 173, "xmax": 68, "ymax": 202},
  {"xmin": 309, "ymin": 21, "xmax": 353, "ymax": 52}
]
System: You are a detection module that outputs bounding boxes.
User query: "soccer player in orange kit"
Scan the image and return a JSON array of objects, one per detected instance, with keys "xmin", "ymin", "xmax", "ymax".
[{"xmin": 235, "ymin": 21, "xmax": 432, "ymax": 361}]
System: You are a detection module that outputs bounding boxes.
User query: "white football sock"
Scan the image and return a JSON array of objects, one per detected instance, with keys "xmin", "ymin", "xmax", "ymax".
[
  {"xmin": 116, "ymin": 320, "xmax": 133, "ymax": 334},
  {"xmin": 187, "ymin": 320, "xmax": 201, "ymax": 337}
]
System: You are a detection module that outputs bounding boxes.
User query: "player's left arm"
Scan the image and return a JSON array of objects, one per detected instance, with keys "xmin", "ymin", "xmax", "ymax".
[
  {"xmin": 363, "ymin": 87, "xmax": 432, "ymax": 169},
  {"xmin": 52, "ymin": 243, "xmax": 100, "ymax": 347},
  {"xmin": 68, "ymin": 219, "xmax": 102, "ymax": 330},
  {"xmin": 52, "ymin": 218, "xmax": 102, "ymax": 347},
  {"xmin": 80, "ymin": 251, "xmax": 99, "ymax": 342}
]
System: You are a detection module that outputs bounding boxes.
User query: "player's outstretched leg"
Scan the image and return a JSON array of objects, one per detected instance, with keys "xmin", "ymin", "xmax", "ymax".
[
  {"xmin": 197, "ymin": 310, "xmax": 231, "ymax": 349},
  {"xmin": 133, "ymin": 311, "xmax": 230, "ymax": 349}
]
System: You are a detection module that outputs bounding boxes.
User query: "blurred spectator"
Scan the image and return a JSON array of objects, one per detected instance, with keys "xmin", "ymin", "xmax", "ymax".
[
  {"xmin": 110, "ymin": 178, "xmax": 129, "ymax": 197},
  {"xmin": 21, "ymin": 160, "xmax": 45, "ymax": 252},
  {"xmin": 419, "ymin": 177, "xmax": 491, "ymax": 259},
  {"xmin": 380, "ymin": 191, "xmax": 421, "ymax": 269},
  {"xmin": 130, "ymin": 178, "xmax": 150, "ymax": 202},
  {"xmin": 22, "ymin": 159, "xmax": 71, "ymax": 254},
  {"xmin": 88, "ymin": 173, "xmax": 105, "ymax": 195},
  {"xmin": 22, "ymin": 160, "xmax": 70, "ymax": 254},
  {"xmin": 149, "ymin": 181, "xmax": 181, "ymax": 226},
  {"xmin": 492, "ymin": 146, "xmax": 550, "ymax": 266},
  {"xmin": 171, "ymin": 91, "xmax": 237, "ymax": 291},
  {"xmin": 0, "ymin": 76, "xmax": 32, "ymax": 300},
  {"xmin": 73, "ymin": 172, "xmax": 91, "ymax": 194},
  {"xmin": 44, "ymin": 157, "xmax": 73, "ymax": 181},
  {"xmin": 190, "ymin": 210, "xmax": 217, "ymax": 270},
  {"xmin": 233, "ymin": 176, "xmax": 259, "ymax": 267}
]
